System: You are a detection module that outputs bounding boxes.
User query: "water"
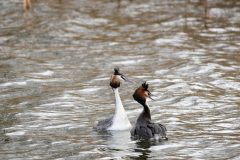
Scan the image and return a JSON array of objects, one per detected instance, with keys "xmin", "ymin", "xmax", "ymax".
[{"xmin": 0, "ymin": 0, "xmax": 240, "ymax": 159}]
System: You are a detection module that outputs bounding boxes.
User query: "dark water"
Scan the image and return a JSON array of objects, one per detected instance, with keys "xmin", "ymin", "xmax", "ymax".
[{"xmin": 0, "ymin": 0, "xmax": 240, "ymax": 159}]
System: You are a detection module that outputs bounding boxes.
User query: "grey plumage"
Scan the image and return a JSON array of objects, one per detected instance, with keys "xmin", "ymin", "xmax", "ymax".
[
  {"xmin": 130, "ymin": 121, "xmax": 167, "ymax": 139},
  {"xmin": 94, "ymin": 116, "xmax": 113, "ymax": 131}
]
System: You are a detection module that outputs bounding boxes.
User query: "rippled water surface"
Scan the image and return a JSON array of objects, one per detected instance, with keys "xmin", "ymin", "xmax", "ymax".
[{"xmin": 0, "ymin": 0, "xmax": 240, "ymax": 159}]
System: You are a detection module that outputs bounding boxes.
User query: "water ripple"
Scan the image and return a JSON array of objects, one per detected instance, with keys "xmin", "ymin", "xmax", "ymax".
[{"xmin": 0, "ymin": 0, "xmax": 239, "ymax": 160}]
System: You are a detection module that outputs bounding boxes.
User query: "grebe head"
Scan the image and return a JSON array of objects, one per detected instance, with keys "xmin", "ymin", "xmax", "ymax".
[
  {"xmin": 110, "ymin": 67, "xmax": 128, "ymax": 89},
  {"xmin": 133, "ymin": 82, "xmax": 153, "ymax": 105}
]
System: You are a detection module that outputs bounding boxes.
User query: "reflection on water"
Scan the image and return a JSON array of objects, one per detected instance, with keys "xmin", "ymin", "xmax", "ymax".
[
  {"xmin": 131, "ymin": 140, "xmax": 159, "ymax": 160},
  {"xmin": 0, "ymin": 0, "xmax": 240, "ymax": 159},
  {"xmin": 135, "ymin": 141, "xmax": 152, "ymax": 160}
]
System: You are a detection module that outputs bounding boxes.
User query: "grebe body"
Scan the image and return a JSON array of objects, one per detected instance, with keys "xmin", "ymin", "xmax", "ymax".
[
  {"xmin": 130, "ymin": 82, "xmax": 167, "ymax": 140},
  {"xmin": 94, "ymin": 68, "xmax": 131, "ymax": 131}
]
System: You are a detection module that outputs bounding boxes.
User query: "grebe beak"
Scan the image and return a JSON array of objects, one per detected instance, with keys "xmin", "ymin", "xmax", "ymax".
[
  {"xmin": 120, "ymin": 74, "xmax": 134, "ymax": 83},
  {"xmin": 149, "ymin": 92, "xmax": 155, "ymax": 100}
]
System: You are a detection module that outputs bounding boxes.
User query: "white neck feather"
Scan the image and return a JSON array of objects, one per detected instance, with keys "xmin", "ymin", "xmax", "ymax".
[
  {"xmin": 114, "ymin": 88, "xmax": 124, "ymax": 112},
  {"xmin": 108, "ymin": 88, "xmax": 132, "ymax": 130}
]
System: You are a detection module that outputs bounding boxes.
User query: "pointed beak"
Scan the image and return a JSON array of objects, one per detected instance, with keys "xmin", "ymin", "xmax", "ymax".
[
  {"xmin": 148, "ymin": 91, "xmax": 156, "ymax": 101},
  {"xmin": 120, "ymin": 74, "xmax": 134, "ymax": 83}
]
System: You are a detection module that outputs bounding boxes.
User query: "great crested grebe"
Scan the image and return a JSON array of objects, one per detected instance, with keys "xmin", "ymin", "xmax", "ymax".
[
  {"xmin": 94, "ymin": 68, "xmax": 132, "ymax": 131},
  {"xmin": 131, "ymin": 82, "xmax": 167, "ymax": 140}
]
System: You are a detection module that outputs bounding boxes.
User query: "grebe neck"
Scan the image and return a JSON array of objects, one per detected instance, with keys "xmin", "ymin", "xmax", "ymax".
[
  {"xmin": 113, "ymin": 88, "xmax": 123, "ymax": 110},
  {"xmin": 143, "ymin": 103, "xmax": 151, "ymax": 120},
  {"xmin": 137, "ymin": 102, "xmax": 151, "ymax": 123},
  {"xmin": 108, "ymin": 88, "xmax": 131, "ymax": 130}
]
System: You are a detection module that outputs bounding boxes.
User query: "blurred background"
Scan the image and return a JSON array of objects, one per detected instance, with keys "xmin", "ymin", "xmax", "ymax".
[{"xmin": 0, "ymin": 0, "xmax": 239, "ymax": 159}]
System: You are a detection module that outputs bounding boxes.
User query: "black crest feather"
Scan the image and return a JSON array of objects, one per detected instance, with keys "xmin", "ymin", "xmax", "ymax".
[
  {"xmin": 142, "ymin": 82, "xmax": 149, "ymax": 90},
  {"xmin": 114, "ymin": 67, "xmax": 120, "ymax": 75}
]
